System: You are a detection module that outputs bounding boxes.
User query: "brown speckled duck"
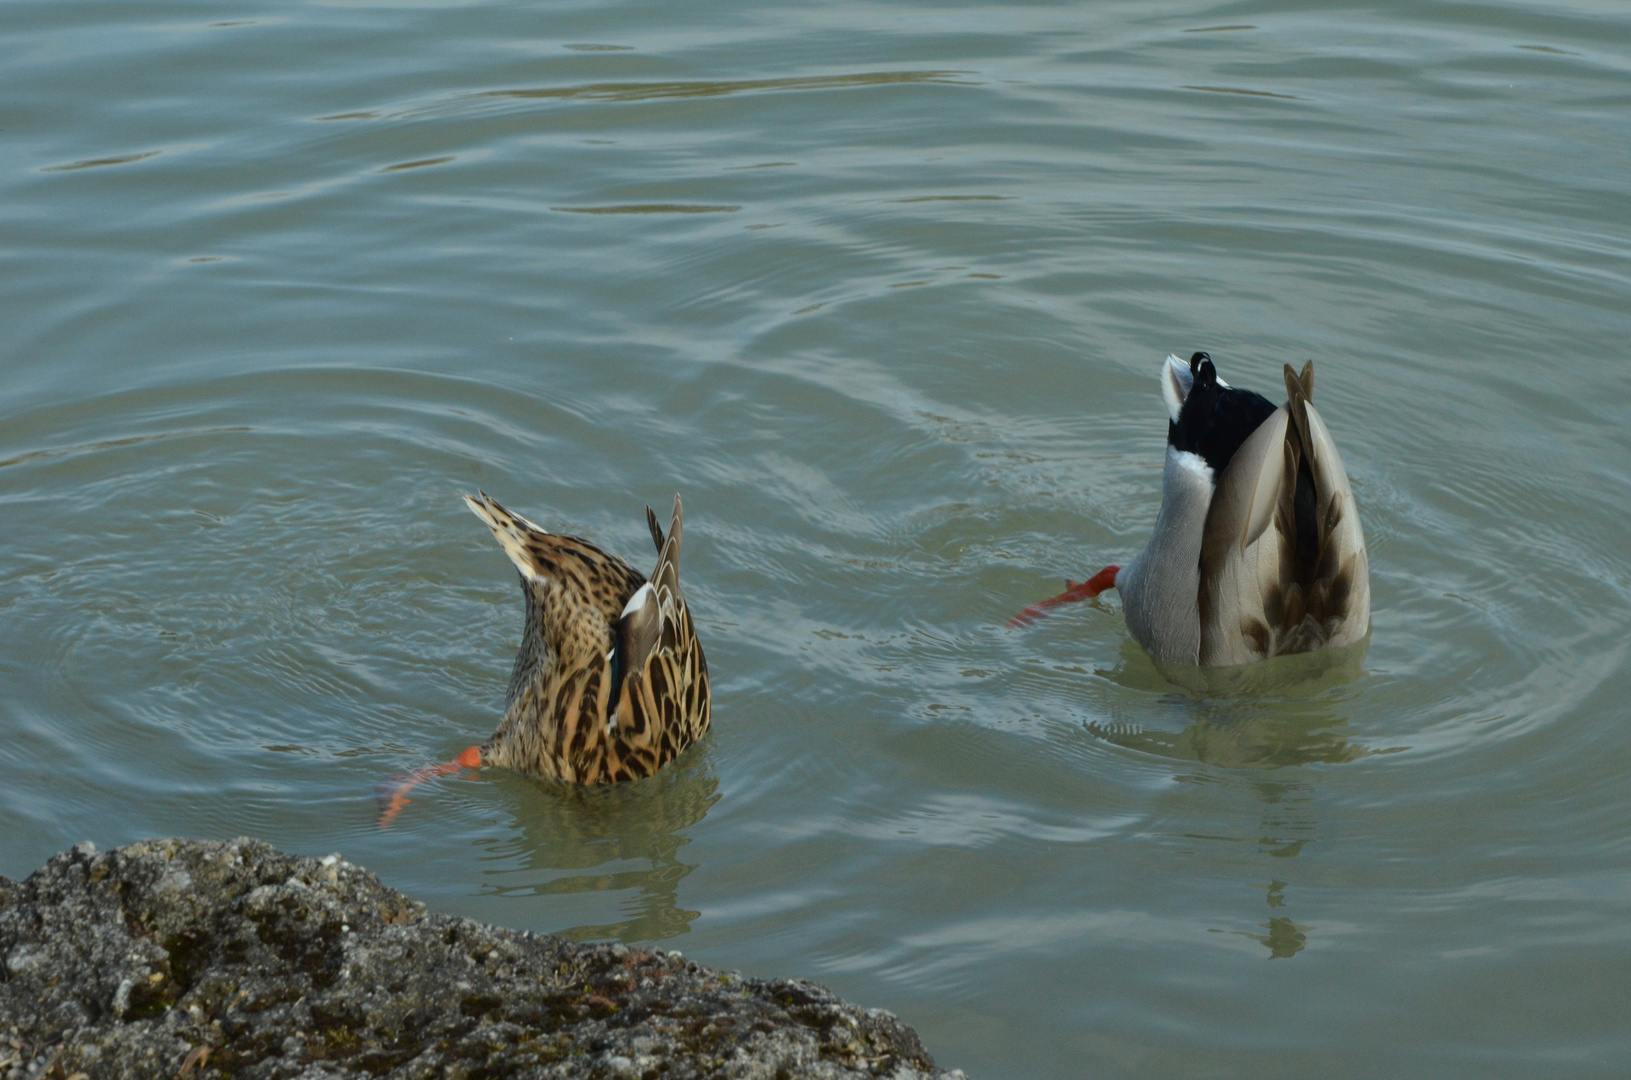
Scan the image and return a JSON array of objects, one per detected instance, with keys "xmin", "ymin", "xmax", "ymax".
[{"xmin": 378, "ymin": 493, "xmax": 710, "ymax": 824}]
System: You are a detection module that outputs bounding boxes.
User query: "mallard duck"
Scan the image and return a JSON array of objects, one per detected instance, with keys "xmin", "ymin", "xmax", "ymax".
[
  {"xmin": 1012, "ymin": 352, "xmax": 1370, "ymax": 667},
  {"xmin": 378, "ymin": 493, "xmax": 710, "ymax": 824}
]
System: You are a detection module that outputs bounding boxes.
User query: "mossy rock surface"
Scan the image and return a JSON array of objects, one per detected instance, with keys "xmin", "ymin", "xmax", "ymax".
[{"xmin": 0, "ymin": 838, "xmax": 961, "ymax": 1080}]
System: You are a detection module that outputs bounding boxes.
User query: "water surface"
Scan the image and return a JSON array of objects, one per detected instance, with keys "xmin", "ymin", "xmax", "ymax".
[{"xmin": 4, "ymin": 0, "xmax": 1630, "ymax": 1076}]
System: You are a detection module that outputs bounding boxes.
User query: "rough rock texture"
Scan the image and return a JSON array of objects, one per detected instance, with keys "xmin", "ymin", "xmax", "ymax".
[{"xmin": 0, "ymin": 839, "xmax": 961, "ymax": 1080}]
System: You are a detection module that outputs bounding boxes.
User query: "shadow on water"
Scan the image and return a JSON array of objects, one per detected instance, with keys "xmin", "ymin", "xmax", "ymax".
[{"xmin": 478, "ymin": 754, "xmax": 720, "ymax": 944}]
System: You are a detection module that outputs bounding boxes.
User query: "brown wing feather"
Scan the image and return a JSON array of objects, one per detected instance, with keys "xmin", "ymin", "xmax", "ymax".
[
  {"xmin": 651, "ymin": 495, "xmax": 683, "ymax": 602},
  {"xmin": 609, "ymin": 495, "xmax": 710, "ymax": 766},
  {"xmin": 1199, "ymin": 362, "xmax": 1370, "ymax": 664},
  {"xmin": 1272, "ymin": 362, "xmax": 1369, "ymax": 653},
  {"xmin": 646, "ymin": 504, "xmax": 666, "ymax": 554}
]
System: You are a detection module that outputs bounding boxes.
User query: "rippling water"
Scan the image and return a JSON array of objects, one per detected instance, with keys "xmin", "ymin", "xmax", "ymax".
[{"xmin": 4, "ymin": 0, "xmax": 1631, "ymax": 1075}]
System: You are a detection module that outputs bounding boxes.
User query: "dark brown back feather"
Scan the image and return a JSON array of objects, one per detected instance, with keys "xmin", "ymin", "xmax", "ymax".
[
  {"xmin": 646, "ymin": 504, "xmax": 666, "ymax": 555},
  {"xmin": 1268, "ymin": 362, "xmax": 1351, "ymax": 653}
]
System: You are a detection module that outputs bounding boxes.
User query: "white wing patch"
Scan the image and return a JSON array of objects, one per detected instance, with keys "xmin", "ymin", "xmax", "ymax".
[{"xmin": 620, "ymin": 582, "xmax": 655, "ymax": 619}]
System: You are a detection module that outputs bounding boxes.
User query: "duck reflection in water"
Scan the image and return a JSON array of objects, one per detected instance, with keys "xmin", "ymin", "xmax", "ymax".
[
  {"xmin": 1181, "ymin": 782, "xmax": 1318, "ymax": 960},
  {"xmin": 1222, "ymin": 880, "xmax": 1310, "ymax": 960},
  {"xmin": 477, "ymin": 755, "xmax": 720, "ymax": 943},
  {"xmin": 1244, "ymin": 785, "xmax": 1314, "ymax": 959},
  {"xmin": 1088, "ymin": 648, "xmax": 1381, "ymax": 960},
  {"xmin": 1088, "ymin": 636, "xmax": 1375, "ymax": 769}
]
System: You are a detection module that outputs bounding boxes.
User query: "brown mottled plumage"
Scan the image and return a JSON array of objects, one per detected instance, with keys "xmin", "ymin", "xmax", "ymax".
[{"xmin": 464, "ymin": 492, "xmax": 711, "ymax": 783}]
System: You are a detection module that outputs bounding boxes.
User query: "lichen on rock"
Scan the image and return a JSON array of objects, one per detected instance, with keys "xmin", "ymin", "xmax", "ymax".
[{"xmin": 0, "ymin": 838, "xmax": 963, "ymax": 1080}]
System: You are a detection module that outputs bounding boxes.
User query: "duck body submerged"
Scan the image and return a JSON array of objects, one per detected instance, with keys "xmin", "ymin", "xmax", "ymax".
[
  {"xmin": 1118, "ymin": 352, "xmax": 1370, "ymax": 666},
  {"xmin": 375, "ymin": 494, "xmax": 711, "ymax": 825},
  {"xmin": 464, "ymin": 492, "xmax": 711, "ymax": 782},
  {"xmin": 1013, "ymin": 352, "xmax": 1369, "ymax": 668}
]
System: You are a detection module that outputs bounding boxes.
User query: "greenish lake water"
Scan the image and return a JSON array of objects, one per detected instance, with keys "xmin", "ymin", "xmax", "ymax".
[{"xmin": 4, "ymin": 0, "xmax": 1630, "ymax": 1075}]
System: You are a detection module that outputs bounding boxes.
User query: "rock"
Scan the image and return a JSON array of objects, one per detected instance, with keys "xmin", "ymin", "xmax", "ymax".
[{"xmin": 0, "ymin": 839, "xmax": 964, "ymax": 1080}]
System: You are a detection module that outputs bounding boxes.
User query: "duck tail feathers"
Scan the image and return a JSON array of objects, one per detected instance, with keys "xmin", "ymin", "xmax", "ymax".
[
  {"xmin": 651, "ymin": 495, "xmax": 683, "ymax": 602},
  {"xmin": 463, "ymin": 491, "xmax": 551, "ymax": 582}
]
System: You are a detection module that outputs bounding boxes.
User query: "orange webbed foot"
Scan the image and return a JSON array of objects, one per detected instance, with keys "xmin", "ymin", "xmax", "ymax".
[
  {"xmin": 375, "ymin": 746, "xmax": 483, "ymax": 828},
  {"xmin": 1007, "ymin": 565, "xmax": 1119, "ymax": 629}
]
